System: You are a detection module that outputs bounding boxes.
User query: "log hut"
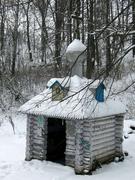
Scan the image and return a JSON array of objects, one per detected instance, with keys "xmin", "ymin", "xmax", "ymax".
[
  {"xmin": 19, "ymin": 39, "xmax": 126, "ymax": 174},
  {"xmin": 19, "ymin": 75, "xmax": 126, "ymax": 174}
]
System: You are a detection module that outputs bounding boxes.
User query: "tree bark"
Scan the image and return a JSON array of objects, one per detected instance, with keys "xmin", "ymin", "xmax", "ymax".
[
  {"xmin": 34, "ymin": 0, "xmax": 48, "ymax": 63},
  {"xmin": 86, "ymin": 0, "xmax": 95, "ymax": 79},
  {"xmin": 67, "ymin": 0, "xmax": 73, "ymax": 45},
  {"xmin": 54, "ymin": 0, "xmax": 66, "ymax": 69},
  {"xmin": 132, "ymin": 0, "xmax": 135, "ymax": 56},
  {"xmin": 22, "ymin": 0, "xmax": 33, "ymax": 62},
  {"xmin": 11, "ymin": 0, "xmax": 20, "ymax": 76},
  {"xmin": 105, "ymin": 0, "xmax": 111, "ymax": 76},
  {"xmin": 0, "ymin": 3, "xmax": 5, "ymax": 53}
]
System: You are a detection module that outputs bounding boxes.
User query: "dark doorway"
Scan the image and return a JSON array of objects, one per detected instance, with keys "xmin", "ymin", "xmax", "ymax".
[{"xmin": 47, "ymin": 118, "xmax": 66, "ymax": 165}]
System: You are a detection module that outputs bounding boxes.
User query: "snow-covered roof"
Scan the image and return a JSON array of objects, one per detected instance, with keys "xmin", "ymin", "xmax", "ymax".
[
  {"xmin": 47, "ymin": 77, "xmax": 71, "ymax": 88},
  {"xmin": 66, "ymin": 39, "xmax": 86, "ymax": 53},
  {"xmin": 19, "ymin": 75, "xmax": 126, "ymax": 119}
]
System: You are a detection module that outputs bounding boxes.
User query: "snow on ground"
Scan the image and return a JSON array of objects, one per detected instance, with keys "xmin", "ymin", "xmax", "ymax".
[{"xmin": 0, "ymin": 110, "xmax": 135, "ymax": 180}]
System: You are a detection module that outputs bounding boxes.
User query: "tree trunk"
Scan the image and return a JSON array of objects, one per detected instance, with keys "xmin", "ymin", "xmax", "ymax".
[
  {"xmin": 11, "ymin": 0, "xmax": 19, "ymax": 76},
  {"xmin": 67, "ymin": 0, "xmax": 73, "ymax": 45},
  {"xmin": 105, "ymin": 0, "xmax": 111, "ymax": 76},
  {"xmin": 132, "ymin": 0, "xmax": 135, "ymax": 57},
  {"xmin": 54, "ymin": 0, "xmax": 66, "ymax": 69},
  {"xmin": 0, "ymin": 2, "xmax": 5, "ymax": 54},
  {"xmin": 41, "ymin": 10, "xmax": 47, "ymax": 63},
  {"xmin": 34, "ymin": 0, "xmax": 48, "ymax": 63},
  {"xmin": 81, "ymin": 0, "xmax": 85, "ymax": 43},
  {"xmin": 86, "ymin": 0, "xmax": 95, "ymax": 79},
  {"xmin": 23, "ymin": 0, "xmax": 33, "ymax": 62}
]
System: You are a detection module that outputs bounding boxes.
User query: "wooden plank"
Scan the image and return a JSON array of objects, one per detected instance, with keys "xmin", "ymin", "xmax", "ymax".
[
  {"xmin": 91, "ymin": 115, "xmax": 116, "ymax": 121},
  {"xmin": 66, "ymin": 141, "xmax": 75, "ymax": 145},
  {"xmin": 95, "ymin": 152, "xmax": 115, "ymax": 161},
  {"xmin": 92, "ymin": 136, "xmax": 115, "ymax": 146},
  {"xmin": 92, "ymin": 124, "xmax": 115, "ymax": 132},
  {"xmin": 92, "ymin": 131, "xmax": 115, "ymax": 141},
  {"xmin": 92, "ymin": 144, "xmax": 115, "ymax": 155},
  {"xmin": 74, "ymin": 120, "xmax": 84, "ymax": 174},
  {"xmin": 92, "ymin": 127, "xmax": 115, "ymax": 136},
  {"xmin": 66, "ymin": 137, "xmax": 75, "ymax": 141},
  {"xmin": 92, "ymin": 119, "xmax": 115, "ymax": 126},
  {"xmin": 92, "ymin": 141, "xmax": 115, "ymax": 151}
]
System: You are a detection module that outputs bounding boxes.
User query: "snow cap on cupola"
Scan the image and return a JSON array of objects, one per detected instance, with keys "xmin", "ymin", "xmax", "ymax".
[{"xmin": 66, "ymin": 39, "xmax": 86, "ymax": 77}]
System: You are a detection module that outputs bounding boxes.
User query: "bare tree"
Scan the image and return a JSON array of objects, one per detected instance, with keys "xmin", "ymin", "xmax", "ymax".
[
  {"xmin": 132, "ymin": 0, "xmax": 135, "ymax": 56},
  {"xmin": 86, "ymin": 0, "xmax": 95, "ymax": 79},
  {"xmin": 22, "ymin": 0, "xmax": 33, "ymax": 62},
  {"xmin": 54, "ymin": 0, "xmax": 67, "ymax": 69},
  {"xmin": 34, "ymin": 0, "xmax": 49, "ymax": 63},
  {"xmin": 11, "ymin": 0, "xmax": 20, "ymax": 75}
]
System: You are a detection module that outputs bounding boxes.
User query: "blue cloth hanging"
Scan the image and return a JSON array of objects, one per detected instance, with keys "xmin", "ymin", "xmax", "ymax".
[{"xmin": 95, "ymin": 82, "xmax": 105, "ymax": 102}]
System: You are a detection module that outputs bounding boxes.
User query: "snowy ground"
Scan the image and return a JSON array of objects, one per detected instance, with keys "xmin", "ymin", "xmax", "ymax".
[{"xmin": 0, "ymin": 110, "xmax": 135, "ymax": 180}]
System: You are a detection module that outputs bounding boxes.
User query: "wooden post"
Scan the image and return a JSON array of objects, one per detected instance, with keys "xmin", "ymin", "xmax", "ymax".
[
  {"xmin": 115, "ymin": 115, "xmax": 124, "ymax": 157},
  {"xmin": 25, "ymin": 114, "xmax": 47, "ymax": 161},
  {"xmin": 74, "ymin": 119, "xmax": 84, "ymax": 174},
  {"xmin": 83, "ymin": 119, "xmax": 92, "ymax": 174},
  {"xmin": 65, "ymin": 120, "xmax": 75, "ymax": 167},
  {"xmin": 25, "ymin": 114, "xmax": 34, "ymax": 161}
]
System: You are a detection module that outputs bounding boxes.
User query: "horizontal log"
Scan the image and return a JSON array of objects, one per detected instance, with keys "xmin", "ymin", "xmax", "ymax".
[
  {"xmin": 83, "ymin": 153, "xmax": 91, "ymax": 157},
  {"xmin": 92, "ymin": 124, "xmax": 115, "ymax": 132},
  {"xmin": 32, "ymin": 155, "xmax": 45, "ymax": 160},
  {"xmin": 33, "ymin": 146, "xmax": 46, "ymax": 151},
  {"xmin": 32, "ymin": 140, "xmax": 45, "ymax": 145},
  {"xmin": 92, "ymin": 131, "xmax": 115, "ymax": 141},
  {"xmin": 92, "ymin": 127, "xmax": 115, "ymax": 136},
  {"xmin": 83, "ymin": 161, "xmax": 91, "ymax": 165},
  {"xmin": 83, "ymin": 159, "xmax": 91, "ymax": 163},
  {"xmin": 92, "ymin": 148, "xmax": 116, "ymax": 157},
  {"xmin": 92, "ymin": 136, "xmax": 115, "ymax": 146},
  {"xmin": 93, "ymin": 120, "xmax": 115, "ymax": 126},
  {"xmin": 91, "ymin": 116, "xmax": 115, "ymax": 123},
  {"xmin": 115, "ymin": 133, "xmax": 123, "ymax": 137},
  {"xmin": 92, "ymin": 154, "xmax": 115, "ymax": 166},
  {"xmin": 66, "ymin": 137, "xmax": 75, "ymax": 141},
  {"xmin": 66, "ymin": 140, "xmax": 75, "ymax": 145},
  {"xmin": 94, "ymin": 153, "xmax": 116, "ymax": 162},
  {"xmin": 32, "ymin": 152, "xmax": 44, "ymax": 158},
  {"xmin": 65, "ymin": 151, "xmax": 75, "ymax": 155},
  {"xmin": 32, "ymin": 136, "xmax": 45, "ymax": 141},
  {"xmin": 83, "ymin": 124, "xmax": 90, "ymax": 128},
  {"xmin": 92, "ymin": 145, "xmax": 116, "ymax": 156},
  {"xmin": 92, "ymin": 141, "xmax": 115, "ymax": 151},
  {"xmin": 32, "ymin": 143, "xmax": 45, "ymax": 148},
  {"xmin": 66, "ymin": 148, "xmax": 75, "ymax": 151}
]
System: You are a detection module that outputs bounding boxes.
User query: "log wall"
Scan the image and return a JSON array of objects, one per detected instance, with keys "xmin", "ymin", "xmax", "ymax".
[
  {"xmin": 65, "ymin": 120, "xmax": 75, "ymax": 167},
  {"xmin": 25, "ymin": 113, "xmax": 124, "ymax": 174},
  {"xmin": 91, "ymin": 116, "xmax": 116, "ymax": 164},
  {"xmin": 25, "ymin": 114, "xmax": 47, "ymax": 161},
  {"xmin": 115, "ymin": 115, "xmax": 124, "ymax": 156}
]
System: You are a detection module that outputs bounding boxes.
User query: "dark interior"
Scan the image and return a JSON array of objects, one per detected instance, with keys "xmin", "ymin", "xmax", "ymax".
[{"xmin": 47, "ymin": 118, "xmax": 66, "ymax": 165}]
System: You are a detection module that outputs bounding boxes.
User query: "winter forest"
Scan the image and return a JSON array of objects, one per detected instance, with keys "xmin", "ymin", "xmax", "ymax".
[
  {"xmin": 0, "ymin": 0, "xmax": 135, "ymax": 180},
  {"xmin": 0, "ymin": 0, "xmax": 135, "ymax": 104}
]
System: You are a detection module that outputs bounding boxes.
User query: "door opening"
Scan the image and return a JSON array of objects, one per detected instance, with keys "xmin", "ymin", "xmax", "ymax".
[{"xmin": 47, "ymin": 118, "xmax": 66, "ymax": 165}]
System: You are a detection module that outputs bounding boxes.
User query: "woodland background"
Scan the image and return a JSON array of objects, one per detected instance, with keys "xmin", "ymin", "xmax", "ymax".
[{"xmin": 0, "ymin": 0, "xmax": 135, "ymax": 118}]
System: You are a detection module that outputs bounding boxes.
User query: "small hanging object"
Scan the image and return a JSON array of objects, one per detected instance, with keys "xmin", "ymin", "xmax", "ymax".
[
  {"xmin": 95, "ymin": 82, "xmax": 106, "ymax": 102},
  {"xmin": 50, "ymin": 81, "xmax": 64, "ymax": 101}
]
